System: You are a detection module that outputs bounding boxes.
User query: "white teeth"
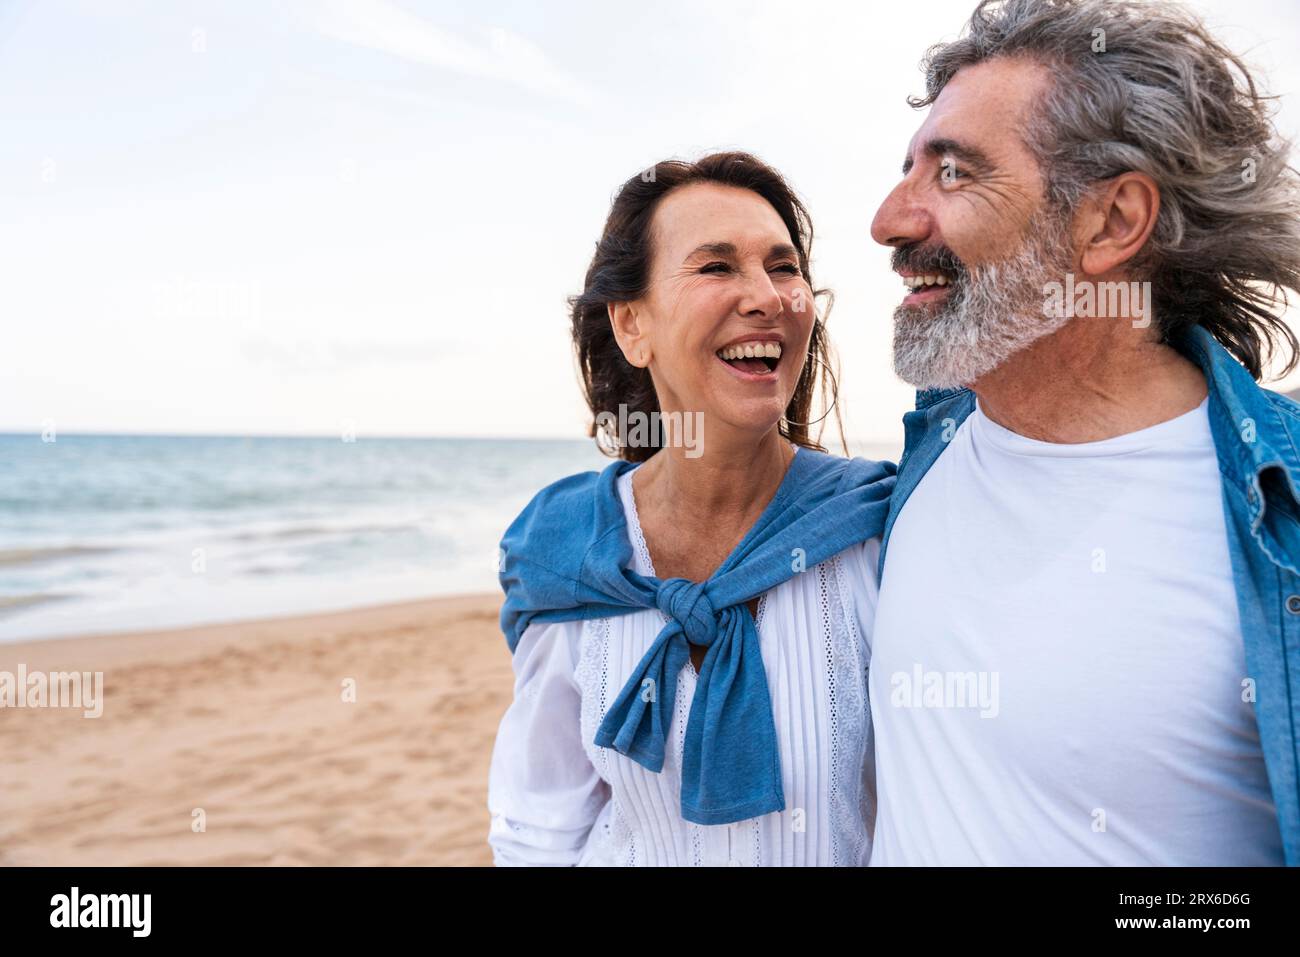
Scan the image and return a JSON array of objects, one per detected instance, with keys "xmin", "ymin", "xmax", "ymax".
[
  {"xmin": 717, "ymin": 342, "xmax": 783, "ymax": 361},
  {"xmin": 904, "ymin": 274, "xmax": 950, "ymax": 289}
]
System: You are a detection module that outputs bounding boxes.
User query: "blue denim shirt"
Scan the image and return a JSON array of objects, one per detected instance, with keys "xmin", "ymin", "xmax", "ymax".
[{"xmin": 876, "ymin": 324, "xmax": 1300, "ymax": 865}]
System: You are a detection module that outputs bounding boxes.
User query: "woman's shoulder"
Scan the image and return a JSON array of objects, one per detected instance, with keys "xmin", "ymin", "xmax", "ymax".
[
  {"xmin": 497, "ymin": 459, "xmax": 639, "ymax": 649},
  {"xmin": 502, "ymin": 459, "xmax": 635, "ymax": 543},
  {"xmin": 516, "ymin": 465, "xmax": 607, "ymax": 515},
  {"xmin": 793, "ymin": 446, "xmax": 897, "ymax": 486}
]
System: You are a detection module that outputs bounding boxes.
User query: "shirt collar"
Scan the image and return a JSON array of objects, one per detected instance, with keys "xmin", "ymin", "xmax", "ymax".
[
  {"xmin": 909, "ymin": 325, "xmax": 1300, "ymax": 519},
  {"xmin": 911, "ymin": 326, "xmax": 1300, "ymax": 480},
  {"xmin": 1174, "ymin": 324, "xmax": 1300, "ymax": 487}
]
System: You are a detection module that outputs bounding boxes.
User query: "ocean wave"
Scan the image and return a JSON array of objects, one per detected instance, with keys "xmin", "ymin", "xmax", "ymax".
[
  {"xmin": 0, "ymin": 546, "xmax": 116, "ymax": 568},
  {"xmin": 227, "ymin": 521, "xmax": 426, "ymax": 543},
  {"xmin": 0, "ymin": 592, "xmax": 74, "ymax": 615}
]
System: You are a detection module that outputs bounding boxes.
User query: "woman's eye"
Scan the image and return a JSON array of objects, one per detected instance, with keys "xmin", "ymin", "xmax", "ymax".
[
  {"xmin": 771, "ymin": 263, "xmax": 799, "ymax": 274},
  {"xmin": 700, "ymin": 262, "xmax": 731, "ymax": 274}
]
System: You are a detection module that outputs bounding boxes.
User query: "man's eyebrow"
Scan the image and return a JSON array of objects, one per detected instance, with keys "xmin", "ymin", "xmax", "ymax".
[
  {"xmin": 684, "ymin": 242, "xmax": 798, "ymax": 260},
  {"xmin": 901, "ymin": 137, "xmax": 994, "ymax": 175}
]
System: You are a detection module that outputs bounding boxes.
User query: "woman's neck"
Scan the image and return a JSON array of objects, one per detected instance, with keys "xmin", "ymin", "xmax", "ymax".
[
  {"xmin": 638, "ymin": 428, "xmax": 792, "ymax": 514},
  {"xmin": 631, "ymin": 428, "xmax": 795, "ymax": 582}
]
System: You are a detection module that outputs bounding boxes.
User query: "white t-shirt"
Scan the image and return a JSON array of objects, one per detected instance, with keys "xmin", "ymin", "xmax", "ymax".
[{"xmin": 868, "ymin": 396, "xmax": 1284, "ymax": 865}]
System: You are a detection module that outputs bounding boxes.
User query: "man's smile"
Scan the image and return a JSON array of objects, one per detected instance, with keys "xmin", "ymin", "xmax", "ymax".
[{"xmin": 899, "ymin": 271, "xmax": 955, "ymax": 304}]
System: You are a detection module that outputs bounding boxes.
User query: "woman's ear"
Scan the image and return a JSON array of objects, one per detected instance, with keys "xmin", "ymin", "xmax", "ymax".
[{"xmin": 608, "ymin": 301, "xmax": 651, "ymax": 368}]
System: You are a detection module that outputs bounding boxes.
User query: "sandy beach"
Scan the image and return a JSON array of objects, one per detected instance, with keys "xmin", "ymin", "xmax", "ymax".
[{"xmin": 0, "ymin": 594, "xmax": 509, "ymax": 866}]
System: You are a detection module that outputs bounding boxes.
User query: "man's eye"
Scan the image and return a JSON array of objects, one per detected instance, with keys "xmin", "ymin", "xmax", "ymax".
[
  {"xmin": 700, "ymin": 262, "xmax": 731, "ymax": 274},
  {"xmin": 771, "ymin": 263, "xmax": 800, "ymax": 274},
  {"xmin": 939, "ymin": 162, "xmax": 967, "ymax": 182}
]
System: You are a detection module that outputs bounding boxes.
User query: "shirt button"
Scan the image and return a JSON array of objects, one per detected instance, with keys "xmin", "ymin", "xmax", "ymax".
[{"xmin": 1287, "ymin": 595, "xmax": 1300, "ymax": 615}]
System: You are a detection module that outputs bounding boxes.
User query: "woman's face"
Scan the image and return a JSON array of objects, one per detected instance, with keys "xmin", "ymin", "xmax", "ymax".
[{"xmin": 611, "ymin": 182, "xmax": 817, "ymax": 447}]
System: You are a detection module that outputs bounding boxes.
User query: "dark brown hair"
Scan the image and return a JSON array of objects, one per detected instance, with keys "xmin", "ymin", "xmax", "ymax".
[{"xmin": 569, "ymin": 151, "xmax": 844, "ymax": 462}]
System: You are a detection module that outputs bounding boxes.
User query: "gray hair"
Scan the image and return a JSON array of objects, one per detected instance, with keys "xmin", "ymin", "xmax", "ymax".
[{"xmin": 910, "ymin": 0, "xmax": 1300, "ymax": 379}]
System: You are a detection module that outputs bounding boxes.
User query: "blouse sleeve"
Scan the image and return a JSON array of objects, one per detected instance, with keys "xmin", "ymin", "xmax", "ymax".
[
  {"xmin": 839, "ymin": 535, "xmax": 883, "ymax": 864},
  {"xmin": 486, "ymin": 618, "xmax": 610, "ymax": 866},
  {"xmin": 841, "ymin": 536, "xmax": 882, "ymax": 656}
]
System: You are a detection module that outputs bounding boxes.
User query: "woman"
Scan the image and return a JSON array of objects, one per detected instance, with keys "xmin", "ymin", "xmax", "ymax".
[{"xmin": 487, "ymin": 152, "xmax": 895, "ymax": 865}]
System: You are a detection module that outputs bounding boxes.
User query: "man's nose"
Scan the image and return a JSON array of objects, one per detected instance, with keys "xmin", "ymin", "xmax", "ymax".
[{"xmin": 871, "ymin": 180, "xmax": 931, "ymax": 249}]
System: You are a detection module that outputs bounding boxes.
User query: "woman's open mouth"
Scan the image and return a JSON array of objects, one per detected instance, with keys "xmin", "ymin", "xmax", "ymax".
[{"xmin": 715, "ymin": 340, "xmax": 782, "ymax": 380}]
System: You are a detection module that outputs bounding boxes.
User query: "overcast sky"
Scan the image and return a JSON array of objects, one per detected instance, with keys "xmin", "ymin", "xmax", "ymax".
[{"xmin": 4, "ymin": 0, "xmax": 1299, "ymax": 441}]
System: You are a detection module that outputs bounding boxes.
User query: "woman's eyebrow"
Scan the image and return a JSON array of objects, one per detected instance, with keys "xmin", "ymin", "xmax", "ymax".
[
  {"xmin": 684, "ymin": 241, "xmax": 798, "ymax": 261},
  {"xmin": 685, "ymin": 241, "xmax": 738, "ymax": 261}
]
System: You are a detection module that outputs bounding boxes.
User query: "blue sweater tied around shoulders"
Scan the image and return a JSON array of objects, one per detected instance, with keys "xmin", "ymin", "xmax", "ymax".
[{"xmin": 498, "ymin": 446, "xmax": 896, "ymax": 826}]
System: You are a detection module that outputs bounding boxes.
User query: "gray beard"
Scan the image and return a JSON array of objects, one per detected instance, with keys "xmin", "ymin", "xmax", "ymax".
[{"xmin": 891, "ymin": 212, "xmax": 1075, "ymax": 391}]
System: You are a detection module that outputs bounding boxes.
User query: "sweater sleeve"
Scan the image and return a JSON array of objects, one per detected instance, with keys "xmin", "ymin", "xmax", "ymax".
[{"xmin": 486, "ymin": 618, "xmax": 610, "ymax": 866}]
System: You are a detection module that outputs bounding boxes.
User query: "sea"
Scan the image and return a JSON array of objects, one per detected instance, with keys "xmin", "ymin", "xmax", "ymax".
[{"xmin": 0, "ymin": 433, "xmax": 899, "ymax": 642}]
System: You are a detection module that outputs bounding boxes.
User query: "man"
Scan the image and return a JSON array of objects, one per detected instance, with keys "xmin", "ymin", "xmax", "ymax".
[{"xmin": 868, "ymin": 0, "xmax": 1300, "ymax": 865}]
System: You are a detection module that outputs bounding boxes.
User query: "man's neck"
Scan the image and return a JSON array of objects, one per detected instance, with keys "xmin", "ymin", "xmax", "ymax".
[{"xmin": 971, "ymin": 317, "xmax": 1208, "ymax": 443}]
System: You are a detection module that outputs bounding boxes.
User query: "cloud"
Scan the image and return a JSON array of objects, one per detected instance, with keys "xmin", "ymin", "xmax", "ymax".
[{"xmin": 307, "ymin": 0, "xmax": 595, "ymax": 107}]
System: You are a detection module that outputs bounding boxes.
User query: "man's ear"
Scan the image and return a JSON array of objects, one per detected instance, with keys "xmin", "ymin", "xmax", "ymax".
[
  {"xmin": 1078, "ymin": 171, "xmax": 1160, "ymax": 277},
  {"xmin": 608, "ymin": 301, "xmax": 651, "ymax": 368}
]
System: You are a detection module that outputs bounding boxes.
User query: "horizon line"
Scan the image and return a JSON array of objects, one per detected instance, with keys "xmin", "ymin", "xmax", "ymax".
[{"xmin": 0, "ymin": 429, "xmax": 904, "ymax": 445}]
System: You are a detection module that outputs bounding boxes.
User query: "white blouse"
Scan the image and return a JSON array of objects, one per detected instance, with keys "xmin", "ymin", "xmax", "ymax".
[{"xmin": 487, "ymin": 464, "xmax": 882, "ymax": 866}]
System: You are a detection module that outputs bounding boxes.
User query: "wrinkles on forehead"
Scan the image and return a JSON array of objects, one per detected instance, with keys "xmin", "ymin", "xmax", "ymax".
[
  {"xmin": 906, "ymin": 56, "xmax": 1053, "ymax": 203},
  {"xmin": 647, "ymin": 182, "xmax": 798, "ymax": 280}
]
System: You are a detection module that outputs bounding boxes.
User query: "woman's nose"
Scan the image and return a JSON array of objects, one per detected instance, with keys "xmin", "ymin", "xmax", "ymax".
[{"xmin": 737, "ymin": 267, "xmax": 784, "ymax": 319}]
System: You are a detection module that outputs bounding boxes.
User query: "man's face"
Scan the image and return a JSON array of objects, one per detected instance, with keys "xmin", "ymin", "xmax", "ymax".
[{"xmin": 870, "ymin": 57, "xmax": 1079, "ymax": 390}]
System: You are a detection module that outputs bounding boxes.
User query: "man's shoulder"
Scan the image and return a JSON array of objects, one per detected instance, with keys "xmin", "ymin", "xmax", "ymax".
[
  {"xmin": 914, "ymin": 385, "xmax": 974, "ymax": 412},
  {"xmin": 1262, "ymin": 388, "xmax": 1300, "ymax": 426},
  {"xmin": 903, "ymin": 387, "xmax": 976, "ymax": 449}
]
